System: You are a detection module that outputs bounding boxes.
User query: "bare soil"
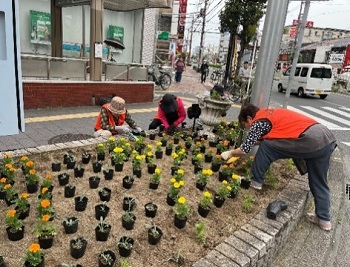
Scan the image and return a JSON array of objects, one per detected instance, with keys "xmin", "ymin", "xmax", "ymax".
[{"xmin": 0, "ymin": 140, "xmax": 297, "ymax": 267}]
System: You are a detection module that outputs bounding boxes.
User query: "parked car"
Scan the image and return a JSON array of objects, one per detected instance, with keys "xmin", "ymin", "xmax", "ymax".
[{"xmin": 278, "ymin": 63, "xmax": 333, "ymax": 99}]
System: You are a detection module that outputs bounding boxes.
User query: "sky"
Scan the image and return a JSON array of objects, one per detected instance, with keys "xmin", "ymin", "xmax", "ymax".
[{"xmin": 187, "ymin": 0, "xmax": 350, "ymax": 50}]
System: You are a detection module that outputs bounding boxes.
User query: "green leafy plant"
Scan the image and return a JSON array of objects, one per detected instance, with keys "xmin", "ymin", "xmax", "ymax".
[
  {"xmin": 5, "ymin": 209, "xmax": 23, "ymax": 232},
  {"xmin": 34, "ymin": 214, "xmax": 57, "ymax": 237},
  {"xmin": 26, "ymin": 169, "xmax": 40, "ymax": 185},
  {"xmin": 70, "ymin": 236, "xmax": 87, "ymax": 249},
  {"xmin": 150, "ymin": 168, "xmax": 162, "ymax": 183},
  {"xmin": 199, "ymin": 191, "xmax": 213, "ymax": 209},
  {"xmin": 196, "ymin": 169, "xmax": 213, "ymax": 185},
  {"xmin": 15, "ymin": 192, "xmax": 30, "ymax": 213},
  {"xmin": 99, "ymin": 251, "xmax": 114, "ymax": 265},
  {"xmin": 168, "ymin": 179, "xmax": 184, "ymax": 200},
  {"xmin": 111, "ymin": 147, "xmax": 126, "ymax": 164},
  {"xmin": 23, "ymin": 243, "xmax": 42, "ymax": 266},
  {"xmin": 117, "ymin": 236, "xmax": 133, "ymax": 249},
  {"xmin": 174, "ymin": 196, "xmax": 191, "ymax": 219},
  {"xmin": 120, "ymin": 258, "xmax": 132, "ymax": 267},
  {"xmin": 215, "ymin": 180, "xmax": 232, "ymax": 200},
  {"xmin": 131, "ymin": 152, "xmax": 145, "ymax": 170},
  {"xmin": 243, "ymin": 194, "xmax": 256, "ymax": 213},
  {"xmin": 167, "ymin": 249, "xmax": 185, "ymax": 265},
  {"xmin": 96, "ymin": 143, "xmax": 106, "ymax": 154},
  {"xmin": 96, "ymin": 217, "xmax": 110, "ymax": 233},
  {"xmin": 195, "ymin": 221, "xmax": 206, "ymax": 243}
]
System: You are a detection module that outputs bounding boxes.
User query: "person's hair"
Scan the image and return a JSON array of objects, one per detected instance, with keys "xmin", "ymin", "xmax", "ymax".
[
  {"xmin": 238, "ymin": 104, "xmax": 259, "ymax": 123},
  {"xmin": 244, "ymin": 61, "xmax": 248, "ymax": 64}
]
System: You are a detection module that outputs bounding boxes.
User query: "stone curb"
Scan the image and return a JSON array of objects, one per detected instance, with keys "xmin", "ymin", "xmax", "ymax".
[{"xmin": 0, "ymin": 138, "xmax": 310, "ymax": 267}]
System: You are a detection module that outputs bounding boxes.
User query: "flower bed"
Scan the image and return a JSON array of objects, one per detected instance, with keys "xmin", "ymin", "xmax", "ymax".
[{"xmin": 0, "ymin": 130, "xmax": 297, "ymax": 267}]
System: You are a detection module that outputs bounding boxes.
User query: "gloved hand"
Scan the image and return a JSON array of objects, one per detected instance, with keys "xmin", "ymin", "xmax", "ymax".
[
  {"xmin": 114, "ymin": 126, "xmax": 131, "ymax": 134},
  {"xmin": 221, "ymin": 150, "xmax": 232, "ymax": 161},
  {"xmin": 134, "ymin": 127, "xmax": 142, "ymax": 133},
  {"xmin": 168, "ymin": 124, "xmax": 176, "ymax": 133}
]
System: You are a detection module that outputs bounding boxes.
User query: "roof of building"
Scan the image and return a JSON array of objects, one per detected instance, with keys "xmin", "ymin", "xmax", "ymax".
[{"xmin": 301, "ymin": 37, "xmax": 350, "ymax": 51}]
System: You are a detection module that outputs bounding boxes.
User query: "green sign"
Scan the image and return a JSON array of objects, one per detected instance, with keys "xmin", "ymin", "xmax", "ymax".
[
  {"xmin": 108, "ymin": 25, "xmax": 124, "ymax": 43},
  {"xmin": 30, "ymin": 10, "xmax": 51, "ymax": 45},
  {"xmin": 158, "ymin": 31, "xmax": 169, "ymax": 40}
]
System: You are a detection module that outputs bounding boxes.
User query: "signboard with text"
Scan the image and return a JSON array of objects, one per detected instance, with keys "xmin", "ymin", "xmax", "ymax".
[
  {"xmin": 30, "ymin": 10, "xmax": 51, "ymax": 45},
  {"xmin": 329, "ymin": 54, "xmax": 344, "ymax": 64},
  {"xmin": 177, "ymin": 0, "xmax": 188, "ymax": 53},
  {"xmin": 292, "ymin": 19, "xmax": 314, "ymax": 28},
  {"xmin": 107, "ymin": 25, "xmax": 124, "ymax": 43},
  {"xmin": 289, "ymin": 27, "xmax": 297, "ymax": 38}
]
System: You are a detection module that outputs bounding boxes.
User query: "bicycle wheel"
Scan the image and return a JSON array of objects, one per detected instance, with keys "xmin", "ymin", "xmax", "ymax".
[
  {"xmin": 224, "ymin": 83, "xmax": 241, "ymax": 102},
  {"xmin": 210, "ymin": 73, "xmax": 215, "ymax": 82},
  {"xmin": 160, "ymin": 73, "xmax": 172, "ymax": 90}
]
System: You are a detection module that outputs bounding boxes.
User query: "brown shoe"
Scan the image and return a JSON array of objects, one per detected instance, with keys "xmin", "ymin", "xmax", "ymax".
[{"xmin": 306, "ymin": 213, "xmax": 331, "ymax": 231}]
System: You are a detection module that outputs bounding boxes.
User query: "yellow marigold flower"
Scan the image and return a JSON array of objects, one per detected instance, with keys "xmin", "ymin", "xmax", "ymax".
[
  {"xmin": 222, "ymin": 180, "xmax": 228, "ymax": 185},
  {"xmin": 26, "ymin": 161, "xmax": 34, "ymax": 167},
  {"xmin": 40, "ymin": 199, "xmax": 51, "ymax": 208},
  {"xmin": 155, "ymin": 168, "xmax": 161, "ymax": 174},
  {"xmin": 179, "ymin": 149, "xmax": 186, "ymax": 154},
  {"xmin": 4, "ymin": 153, "xmax": 12, "ymax": 158},
  {"xmin": 125, "ymin": 143, "xmax": 130, "ymax": 147},
  {"xmin": 203, "ymin": 191, "xmax": 211, "ymax": 198},
  {"xmin": 135, "ymin": 155, "xmax": 141, "ymax": 160},
  {"xmin": 207, "ymin": 169, "xmax": 213, "ymax": 176},
  {"xmin": 171, "ymin": 152, "xmax": 178, "ymax": 158},
  {"xmin": 162, "ymin": 132, "xmax": 166, "ymax": 137},
  {"xmin": 227, "ymin": 186, "xmax": 232, "ymax": 191},
  {"xmin": 120, "ymin": 137, "xmax": 125, "ymax": 141},
  {"xmin": 21, "ymin": 193, "xmax": 30, "ymax": 199},
  {"xmin": 232, "ymin": 174, "xmax": 240, "ymax": 180},
  {"xmin": 29, "ymin": 243, "xmax": 40, "ymax": 253},
  {"xmin": 179, "ymin": 180, "xmax": 185, "ymax": 186},
  {"xmin": 141, "ymin": 155, "xmax": 146, "ymax": 159},
  {"xmin": 7, "ymin": 209, "xmax": 16, "ymax": 217},
  {"xmin": 170, "ymin": 178, "xmax": 176, "ymax": 184},
  {"xmin": 29, "ymin": 169, "xmax": 36, "ymax": 175},
  {"xmin": 45, "ymin": 173, "xmax": 52, "ymax": 179},
  {"xmin": 156, "ymin": 141, "xmax": 162, "ymax": 146},
  {"xmin": 196, "ymin": 154, "xmax": 203, "ymax": 159},
  {"xmin": 242, "ymin": 161, "xmax": 247, "ymax": 166},
  {"xmin": 108, "ymin": 136, "xmax": 115, "ymax": 141},
  {"xmin": 42, "ymin": 215, "xmax": 50, "ymax": 222},
  {"xmin": 196, "ymin": 141, "xmax": 201, "ymax": 146},
  {"xmin": 178, "ymin": 196, "xmax": 186, "ymax": 204},
  {"xmin": 147, "ymin": 152, "xmax": 153, "ymax": 157},
  {"xmin": 114, "ymin": 147, "xmax": 124, "ymax": 153},
  {"xmin": 5, "ymin": 163, "xmax": 13, "ymax": 169},
  {"xmin": 177, "ymin": 169, "xmax": 184, "ymax": 175},
  {"xmin": 222, "ymin": 164, "xmax": 228, "ymax": 169},
  {"xmin": 173, "ymin": 182, "xmax": 180, "ymax": 189},
  {"xmin": 249, "ymin": 156, "xmax": 254, "ymax": 160},
  {"xmin": 132, "ymin": 150, "xmax": 137, "ymax": 154},
  {"xmin": 4, "ymin": 184, "xmax": 11, "ymax": 189},
  {"xmin": 21, "ymin": 156, "xmax": 28, "ymax": 162},
  {"xmin": 98, "ymin": 143, "xmax": 104, "ymax": 147},
  {"xmin": 0, "ymin": 178, "xmax": 7, "ymax": 183},
  {"xmin": 147, "ymin": 144, "xmax": 153, "ymax": 149},
  {"xmin": 41, "ymin": 187, "xmax": 48, "ymax": 194}
]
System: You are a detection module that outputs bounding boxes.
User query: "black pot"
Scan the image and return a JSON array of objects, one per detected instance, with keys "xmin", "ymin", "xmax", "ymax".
[
  {"xmin": 209, "ymin": 140, "xmax": 217, "ymax": 147},
  {"xmin": 173, "ymin": 137, "xmax": 180, "ymax": 144},
  {"xmin": 165, "ymin": 147, "xmax": 172, "ymax": 156},
  {"xmin": 38, "ymin": 235, "xmax": 54, "ymax": 249},
  {"xmin": 93, "ymin": 162, "xmax": 102, "ymax": 173},
  {"xmin": 89, "ymin": 176, "xmax": 100, "ymax": 189},
  {"xmin": 200, "ymin": 146, "xmax": 206, "ymax": 153},
  {"xmin": 147, "ymin": 164, "xmax": 157, "ymax": 174},
  {"xmin": 122, "ymin": 176, "xmax": 134, "ymax": 189},
  {"xmin": 114, "ymin": 163, "xmax": 124, "ymax": 172},
  {"xmin": 118, "ymin": 236, "xmax": 134, "ymax": 257},
  {"xmin": 174, "ymin": 214, "xmax": 187, "ymax": 229},
  {"xmin": 24, "ymin": 256, "xmax": 44, "ymax": 267},
  {"xmin": 95, "ymin": 225, "xmax": 111, "ymax": 241},
  {"xmin": 98, "ymin": 250, "xmax": 116, "ymax": 267},
  {"xmin": 204, "ymin": 155, "xmax": 213, "ymax": 163},
  {"xmin": 166, "ymin": 193, "xmax": 176, "ymax": 206},
  {"xmin": 6, "ymin": 226, "xmax": 24, "ymax": 241},
  {"xmin": 123, "ymin": 197, "xmax": 136, "ymax": 211},
  {"xmin": 144, "ymin": 203, "xmax": 158, "ymax": 218},
  {"xmin": 82, "ymin": 154, "xmax": 91, "ymax": 164},
  {"xmin": 149, "ymin": 182, "xmax": 159, "ymax": 190},
  {"xmin": 26, "ymin": 182, "xmax": 39, "ymax": 193},
  {"xmin": 51, "ymin": 162, "xmax": 61, "ymax": 172},
  {"xmin": 194, "ymin": 166, "xmax": 203, "ymax": 174},
  {"xmin": 198, "ymin": 204, "xmax": 211, "ymax": 218},
  {"xmin": 228, "ymin": 190, "xmax": 238, "ymax": 199},
  {"xmin": 63, "ymin": 217, "xmax": 79, "ymax": 234},
  {"xmin": 5, "ymin": 195, "xmax": 18, "ymax": 206},
  {"xmin": 58, "ymin": 173, "xmax": 69, "ymax": 186},
  {"xmin": 66, "ymin": 160, "xmax": 76, "ymax": 170},
  {"xmin": 0, "ymin": 189, "xmax": 5, "ymax": 200},
  {"xmin": 75, "ymin": 196, "xmax": 88, "ymax": 211},
  {"xmin": 148, "ymin": 227, "xmax": 163, "ymax": 245},
  {"xmin": 196, "ymin": 181, "xmax": 207, "ymax": 191},
  {"xmin": 97, "ymin": 153, "xmax": 105, "ymax": 161},
  {"xmin": 213, "ymin": 194, "xmax": 225, "ymax": 208},
  {"xmin": 155, "ymin": 151, "xmax": 163, "ymax": 159},
  {"xmin": 171, "ymin": 167, "xmax": 179, "ymax": 176},
  {"xmin": 95, "ymin": 204, "xmax": 110, "ymax": 220},
  {"xmin": 70, "ymin": 238, "xmax": 87, "ymax": 259},
  {"xmin": 185, "ymin": 143, "xmax": 192, "ymax": 149},
  {"xmin": 132, "ymin": 169, "xmax": 141, "ymax": 178},
  {"xmin": 218, "ymin": 171, "xmax": 228, "ymax": 182},
  {"xmin": 161, "ymin": 140, "xmax": 167, "ymax": 147},
  {"xmin": 240, "ymin": 179, "xmax": 251, "ymax": 189},
  {"xmin": 74, "ymin": 167, "xmax": 85, "ymax": 178},
  {"xmin": 121, "ymin": 213, "xmax": 136, "ymax": 230},
  {"xmin": 103, "ymin": 169, "xmax": 114, "ymax": 180},
  {"xmin": 211, "ymin": 163, "xmax": 221, "ymax": 172},
  {"xmin": 16, "ymin": 204, "xmax": 30, "ymax": 220},
  {"xmin": 99, "ymin": 188, "xmax": 111, "ymax": 202},
  {"xmin": 64, "ymin": 185, "xmax": 76, "ymax": 198},
  {"xmin": 149, "ymin": 133, "xmax": 156, "ymax": 140}
]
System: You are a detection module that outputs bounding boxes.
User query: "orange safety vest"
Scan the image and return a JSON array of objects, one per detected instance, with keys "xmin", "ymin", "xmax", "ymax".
[
  {"xmin": 252, "ymin": 108, "xmax": 318, "ymax": 139},
  {"xmin": 154, "ymin": 97, "xmax": 182, "ymax": 119},
  {"xmin": 95, "ymin": 103, "xmax": 126, "ymax": 132}
]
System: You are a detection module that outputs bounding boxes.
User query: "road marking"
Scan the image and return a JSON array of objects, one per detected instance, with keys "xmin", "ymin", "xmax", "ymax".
[
  {"xmin": 342, "ymin": 142, "xmax": 350, "ymax": 147},
  {"xmin": 322, "ymin": 107, "xmax": 350, "ymax": 119},
  {"xmin": 287, "ymin": 106, "xmax": 350, "ymax": 130},
  {"xmin": 301, "ymin": 106, "xmax": 350, "ymax": 127}
]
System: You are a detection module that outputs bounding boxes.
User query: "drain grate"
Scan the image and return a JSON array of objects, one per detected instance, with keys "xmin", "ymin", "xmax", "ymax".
[
  {"xmin": 346, "ymin": 184, "xmax": 350, "ymax": 200},
  {"xmin": 48, "ymin": 133, "xmax": 94, "ymax": 144}
]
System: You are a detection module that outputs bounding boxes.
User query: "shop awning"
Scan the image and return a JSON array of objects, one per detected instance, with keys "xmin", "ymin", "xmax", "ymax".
[{"xmin": 104, "ymin": 0, "xmax": 172, "ymax": 11}]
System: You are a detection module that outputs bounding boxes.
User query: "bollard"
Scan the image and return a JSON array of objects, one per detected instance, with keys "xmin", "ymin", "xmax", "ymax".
[{"xmin": 266, "ymin": 199, "xmax": 287, "ymax": 220}]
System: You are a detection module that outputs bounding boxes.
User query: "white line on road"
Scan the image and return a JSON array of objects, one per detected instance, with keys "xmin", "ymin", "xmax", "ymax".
[
  {"xmin": 322, "ymin": 107, "xmax": 350, "ymax": 119},
  {"xmin": 342, "ymin": 142, "xmax": 350, "ymax": 147},
  {"xmin": 301, "ymin": 106, "xmax": 350, "ymax": 127}
]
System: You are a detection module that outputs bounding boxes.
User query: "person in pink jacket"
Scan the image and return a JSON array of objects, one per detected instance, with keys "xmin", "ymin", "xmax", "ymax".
[{"xmin": 149, "ymin": 94, "xmax": 186, "ymax": 131}]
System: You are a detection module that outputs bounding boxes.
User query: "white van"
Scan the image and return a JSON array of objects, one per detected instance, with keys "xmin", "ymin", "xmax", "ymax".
[{"xmin": 278, "ymin": 63, "xmax": 333, "ymax": 99}]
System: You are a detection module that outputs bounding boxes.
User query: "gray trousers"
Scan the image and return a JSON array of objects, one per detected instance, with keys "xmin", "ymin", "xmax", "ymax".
[{"xmin": 252, "ymin": 140, "xmax": 337, "ymax": 221}]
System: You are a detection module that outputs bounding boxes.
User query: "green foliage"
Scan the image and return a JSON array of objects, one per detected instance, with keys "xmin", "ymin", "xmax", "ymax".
[
  {"xmin": 264, "ymin": 168, "xmax": 278, "ymax": 188},
  {"xmin": 120, "ymin": 258, "xmax": 132, "ymax": 267},
  {"xmin": 195, "ymin": 221, "xmax": 206, "ymax": 243},
  {"xmin": 167, "ymin": 249, "xmax": 185, "ymax": 265},
  {"xmin": 243, "ymin": 194, "xmax": 256, "ymax": 213}
]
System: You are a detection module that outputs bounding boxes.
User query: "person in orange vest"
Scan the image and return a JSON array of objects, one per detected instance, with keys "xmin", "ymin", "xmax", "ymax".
[
  {"xmin": 149, "ymin": 94, "xmax": 186, "ymax": 131},
  {"xmin": 221, "ymin": 103, "xmax": 337, "ymax": 231},
  {"xmin": 94, "ymin": 96, "xmax": 142, "ymax": 137}
]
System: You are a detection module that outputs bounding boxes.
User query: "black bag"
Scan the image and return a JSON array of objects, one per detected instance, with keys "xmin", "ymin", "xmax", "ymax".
[{"xmin": 99, "ymin": 94, "xmax": 116, "ymax": 106}]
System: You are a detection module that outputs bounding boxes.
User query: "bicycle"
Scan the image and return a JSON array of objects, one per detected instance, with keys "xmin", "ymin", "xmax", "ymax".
[
  {"xmin": 210, "ymin": 69, "xmax": 224, "ymax": 84},
  {"xmin": 147, "ymin": 65, "xmax": 172, "ymax": 90},
  {"xmin": 223, "ymin": 78, "xmax": 250, "ymax": 103}
]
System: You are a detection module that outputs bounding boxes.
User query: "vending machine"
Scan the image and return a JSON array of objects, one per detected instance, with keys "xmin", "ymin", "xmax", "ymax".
[{"xmin": 0, "ymin": 0, "xmax": 25, "ymax": 135}]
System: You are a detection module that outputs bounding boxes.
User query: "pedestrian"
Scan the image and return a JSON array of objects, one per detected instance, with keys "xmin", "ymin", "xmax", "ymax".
[
  {"xmin": 200, "ymin": 60, "xmax": 209, "ymax": 83},
  {"xmin": 221, "ymin": 103, "xmax": 337, "ymax": 231},
  {"xmin": 149, "ymin": 93, "xmax": 186, "ymax": 132},
  {"xmin": 238, "ymin": 61, "xmax": 250, "ymax": 93},
  {"xmin": 174, "ymin": 57, "xmax": 186, "ymax": 83},
  {"xmin": 94, "ymin": 96, "xmax": 142, "ymax": 137}
]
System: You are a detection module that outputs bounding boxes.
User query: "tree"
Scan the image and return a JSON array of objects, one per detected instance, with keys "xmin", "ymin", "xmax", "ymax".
[{"xmin": 219, "ymin": 0, "xmax": 267, "ymax": 76}]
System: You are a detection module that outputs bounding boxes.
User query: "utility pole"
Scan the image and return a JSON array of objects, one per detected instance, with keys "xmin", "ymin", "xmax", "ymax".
[
  {"xmin": 198, "ymin": 0, "xmax": 208, "ymax": 66},
  {"xmin": 187, "ymin": 16, "xmax": 194, "ymax": 65},
  {"xmin": 223, "ymin": 31, "xmax": 236, "ymax": 86},
  {"xmin": 291, "ymin": 1, "xmax": 305, "ymax": 62}
]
